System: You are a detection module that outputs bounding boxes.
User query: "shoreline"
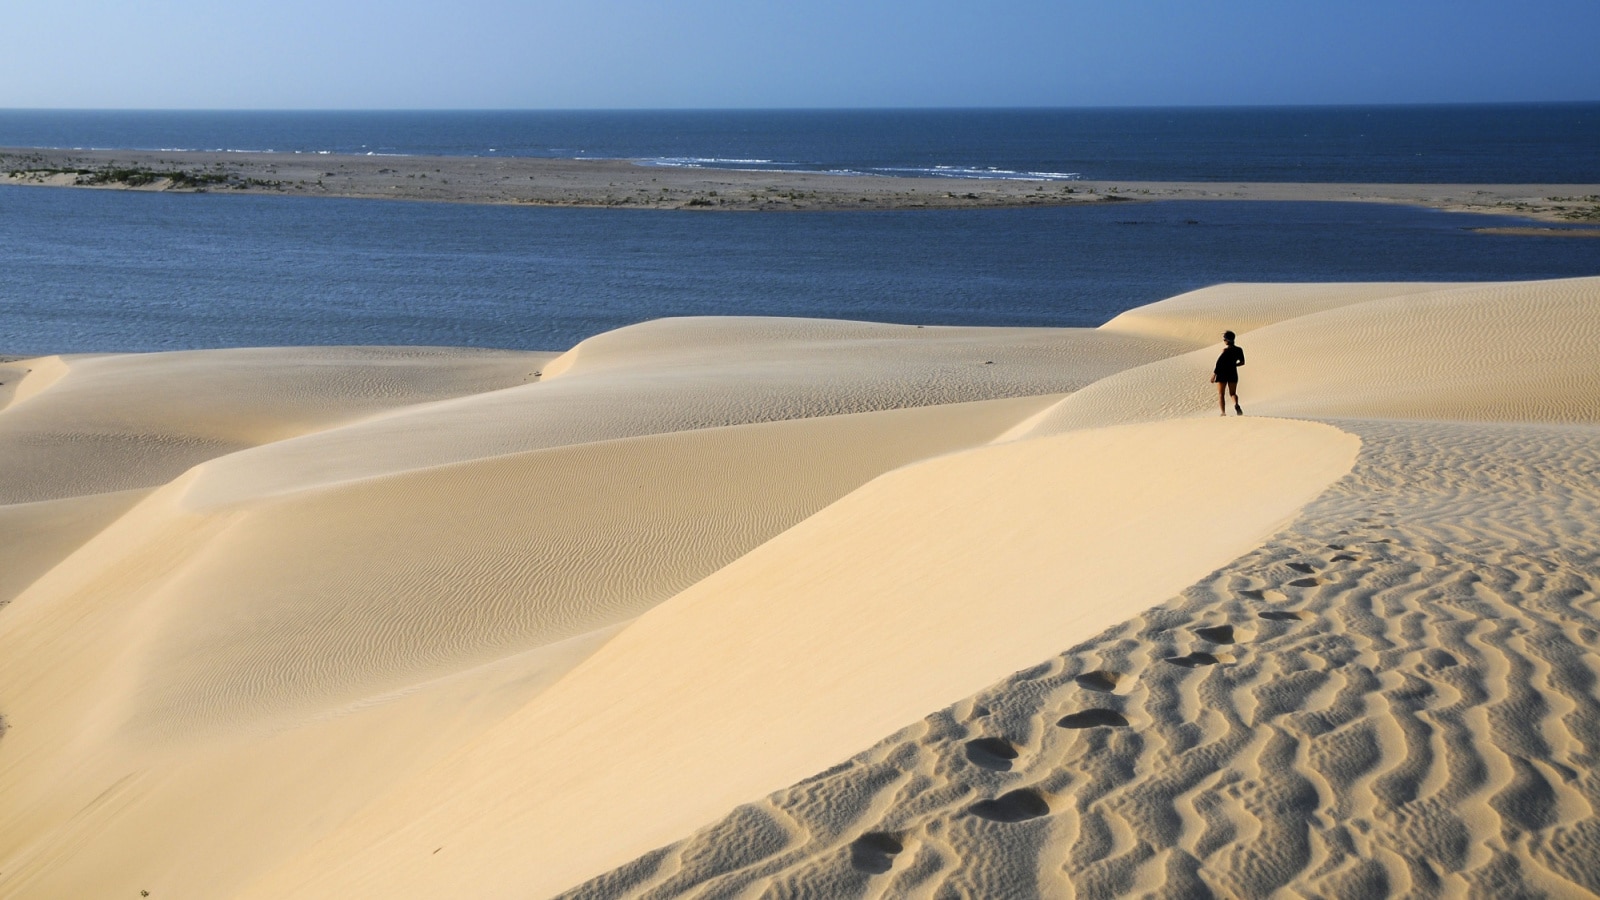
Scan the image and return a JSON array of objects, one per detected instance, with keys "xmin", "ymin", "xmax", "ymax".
[{"xmin": 4, "ymin": 146, "xmax": 1598, "ymax": 221}]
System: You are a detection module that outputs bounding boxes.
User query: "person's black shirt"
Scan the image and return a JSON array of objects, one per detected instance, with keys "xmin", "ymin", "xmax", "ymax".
[{"xmin": 1214, "ymin": 345, "xmax": 1245, "ymax": 382}]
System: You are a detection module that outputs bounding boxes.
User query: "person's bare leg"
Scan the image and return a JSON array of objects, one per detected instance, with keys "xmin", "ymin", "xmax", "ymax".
[
  {"xmin": 1229, "ymin": 383, "xmax": 1242, "ymax": 415},
  {"xmin": 1217, "ymin": 382, "xmax": 1228, "ymax": 415}
]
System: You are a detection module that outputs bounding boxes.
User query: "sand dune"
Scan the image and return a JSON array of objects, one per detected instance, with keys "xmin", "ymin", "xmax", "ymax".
[
  {"xmin": 231, "ymin": 417, "xmax": 1355, "ymax": 900},
  {"xmin": 183, "ymin": 318, "xmax": 1182, "ymax": 504},
  {"xmin": 1097, "ymin": 281, "xmax": 1471, "ymax": 347},
  {"xmin": 1028, "ymin": 275, "xmax": 1600, "ymax": 435},
  {"xmin": 0, "ymin": 320, "xmax": 1159, "ymax": 898},
  {"xmin": 573, "ymin": 418, "xmax": 1600, "ymax": 898},
  {"xmin": 138, "ymin": 396, "xmax": 1060, "ymax": 736},
  {"xmin": 5, "ymin": 277, "xmax": 1600, "ymax": 899},
  {"xmin": 0, "ymin": 489, "xmax": 149, "ymax": 605},
  {"xmin": 0, "ymin": 346, "xmax": 547, "ymax": 503}
]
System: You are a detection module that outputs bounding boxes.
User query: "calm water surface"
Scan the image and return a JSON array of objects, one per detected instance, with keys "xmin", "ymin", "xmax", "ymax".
[{"xmin": 3, "ymin": 184, "xmax": 1596, "ymax": 355}]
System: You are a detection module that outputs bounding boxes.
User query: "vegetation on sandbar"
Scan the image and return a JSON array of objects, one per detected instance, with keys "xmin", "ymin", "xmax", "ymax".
[{"xmin": 4, "ymin": 163, "xmax": 254, "ymax": 191}]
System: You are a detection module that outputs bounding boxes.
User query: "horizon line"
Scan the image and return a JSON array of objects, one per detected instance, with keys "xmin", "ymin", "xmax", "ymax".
[{"xmin": 4, "ymin": 100, "xmax": 1600, "ymax": 115}]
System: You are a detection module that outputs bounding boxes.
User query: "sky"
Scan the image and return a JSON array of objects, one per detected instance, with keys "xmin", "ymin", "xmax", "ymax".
[{"xmin": 3, "ymin": 0, "xmax": 1598, "ymax": 109}]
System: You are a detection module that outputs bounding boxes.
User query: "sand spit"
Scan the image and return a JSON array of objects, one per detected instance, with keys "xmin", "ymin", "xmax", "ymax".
[
  {"xmin": 4, "ymin": 277, "xmax": 1600, "ymax": 899},
  {"xmin": 5, "ymin": 146, "xmax": 1599, "ymax": 221},
  {"xmin": 1471, "ymin": 226, "xmax": 1600, "ymax": 238}
]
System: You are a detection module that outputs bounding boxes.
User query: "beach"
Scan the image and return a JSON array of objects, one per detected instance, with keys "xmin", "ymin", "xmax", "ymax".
[
  {"xmin": 2, "ymin": 276, "xmax": 1600, "ymax": 896},
  {"xmin": 5, "ymin": 146, "xmax": 1600, "ymax": 222}
]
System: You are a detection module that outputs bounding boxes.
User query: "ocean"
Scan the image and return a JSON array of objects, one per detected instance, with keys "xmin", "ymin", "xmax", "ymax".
[
  {"xmin": 4, "ymin": 105, "xmax": 1599, "ymax": 182},
  {"xmin": 2, "ymin": 106, "xmax": 1598, "ymax": 354}
]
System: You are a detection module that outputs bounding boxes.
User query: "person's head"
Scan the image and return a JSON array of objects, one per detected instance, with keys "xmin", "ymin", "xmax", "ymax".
[{"xmin": 1222, "ymin": 330, "xmax": 1235, "ymax": 345}]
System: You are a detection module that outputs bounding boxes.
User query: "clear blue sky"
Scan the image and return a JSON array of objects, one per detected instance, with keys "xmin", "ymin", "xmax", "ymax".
[{"xmin": 4, "ymin": 0, "xmax": 1598, "ymax": 109}]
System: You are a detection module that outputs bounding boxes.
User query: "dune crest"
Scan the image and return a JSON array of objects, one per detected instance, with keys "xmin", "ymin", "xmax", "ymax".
[
  {"xmin": 0, "ymin": 319, "xmax": 1170, "ymax": 898},
  {"xmin": 0, "ymin": 354, "xmax": 72, "ymax": 411},
  {"xmin": 236, "ymin": 418, "xmax": 1355, "ymax": 900},
  {"xmin": 1097, "ymin": 281, "xmax": 1471, "ymax": 347},
  {"xmin": 5, "ymin": 277, "xmax": 1600, "ymax": 899},
  {"xmin": 1025, "ymin": 275, "xmax": 1600, "ymax": 435},
  {"xmin": 569, "ymin": 419, "xmax": 1600, "ymax": 898}
]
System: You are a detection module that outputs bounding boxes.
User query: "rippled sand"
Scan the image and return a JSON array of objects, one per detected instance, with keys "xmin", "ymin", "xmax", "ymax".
[{"xmin": 3, "ymin": 277, "xmax": 1599, "ymax": 898}]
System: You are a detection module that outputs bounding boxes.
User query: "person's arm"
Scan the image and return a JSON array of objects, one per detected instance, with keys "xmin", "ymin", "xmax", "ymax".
[{"xmin": 1236, "ymin": 347, "xmax": 1245, "ymax": 366}]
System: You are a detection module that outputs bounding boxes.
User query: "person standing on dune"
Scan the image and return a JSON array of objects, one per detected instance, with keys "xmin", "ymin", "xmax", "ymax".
[{"xmin": 1212, "ymin": 330, "xmax": 1245, "ymax": 416}]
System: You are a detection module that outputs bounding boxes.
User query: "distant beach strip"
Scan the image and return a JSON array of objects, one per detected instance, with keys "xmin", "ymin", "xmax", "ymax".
[{"xmin": 4, "ymin": 147, "xmax": 1599, "ymax": 222}]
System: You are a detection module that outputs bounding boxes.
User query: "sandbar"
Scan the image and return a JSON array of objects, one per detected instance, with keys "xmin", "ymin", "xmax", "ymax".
[{"xmin": 4, "ymin": 146, "xmax": 1599, "ymax": 222}]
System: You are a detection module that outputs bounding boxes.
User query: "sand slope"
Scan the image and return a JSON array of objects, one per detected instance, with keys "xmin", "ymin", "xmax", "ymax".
[
  {"xmin": 183, "ymin": 317, "xmax": 1182, "ymax": 503},
  {"xmin": 0, "ymin": 320, "xmax": 1172, "ymax": 899},
  {"xmin": 1027, "ymin": 276, "xmax": 1600, "ymax": 435},
  {"xmin": 0, "ymin": 346, "xmax": 548, "ymax": 503},
  {"xmin": 551, "ymin": 276, "xmax": 1600, "ymax": 898},
  {"xmin": 234, "ymin": 418, "xmax": 1356, "ymax": 899},
  {"xmin": 5, "ymin": 277, "xmax": 1600, "ymax": 899},
  {"xmin": 571, "ymin": 419, "xmax": 1600, "ymax": 898},
  {"xmin": 1097, "ymin": 281, "xmax": 1472, "ymax": 347}
]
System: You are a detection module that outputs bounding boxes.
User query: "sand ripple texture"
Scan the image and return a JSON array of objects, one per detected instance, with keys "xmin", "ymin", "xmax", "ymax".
[
  {"xmin": 6, "ymin": 279, "xmax": 1600, "ymax": 900},
  {"xmin": 0, "ymin": 346, "xmax": 549, "ymax": 504},
  {"xmin": 135, "ymin": 396, "xmax": 1058, "ymax": 733},
  {"xmin": 1031, "ymin": 275, "xmax": 1600, "ymax": 433},
  {"xmin": 0, "ymin": 317, "xmax": 1177, "ymax": 898},
  {"xmin": 180, "ymin": 318, "xmax": 1184, "ymax": 506},
  {"xmin": 1097, "ymin": 281, "xmax": 1472, "ymax": 347},
  {"xmin": 562, "ymin": 418, "xmax": 1600, "ymax": 899}
]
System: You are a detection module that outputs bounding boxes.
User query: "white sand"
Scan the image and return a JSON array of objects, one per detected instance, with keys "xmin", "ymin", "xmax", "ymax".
[{"xmin": 3, "ymin": 277, "xmax": 1600, "ymax": 898}]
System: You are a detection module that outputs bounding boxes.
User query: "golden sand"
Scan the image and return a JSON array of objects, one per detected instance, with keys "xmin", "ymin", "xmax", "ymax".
[{"xmin": 3, "ymin": 277, "xmax": 1600, "ymax": 897}]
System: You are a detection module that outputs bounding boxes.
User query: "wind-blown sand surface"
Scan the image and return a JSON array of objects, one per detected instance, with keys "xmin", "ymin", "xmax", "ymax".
[{"xmin": 3, "ymin": 277, "xmax": 1600, "ymax": 898}]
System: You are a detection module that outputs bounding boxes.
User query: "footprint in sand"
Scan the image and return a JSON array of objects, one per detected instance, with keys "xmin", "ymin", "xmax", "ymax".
[
  {"xmin": 1194, "ymin": 624, "xmax": 1235, "ymax": 644},
  {"xmin": 1165, "ymin": 651, "xmax": 1222, "ymax": 668},
  {"xmin": 1287, "ymin": 562, "xmax": 1318, "ymax": 574},
  {"xmin": 1286, "ymin": 577, "xmax": 1322, "ymax": 587},
  {"xmin": 969, "ymin": 789, "xmax": 1050, "ymax": 823},
  {"xmin": 1057, "ymin": 709, "xmax": 1130, "ymax": 728},
  {"xmin": 1239, "ymin": 588, "xmax": 1265, "ymax": 600},
  {"xmin": 1259, "ymin": 610, "xmax": 1305, "ymax": 621},
  {"xmin": 849, "ymin": 832, "xmax": 904, "ymax": 874},
  {"xmin": 1330, "ymin": 553, "xmax": 1358, "ymax": 562},
  {"xmin": 964, "ymin": 737, "xmax": 1020, "ymax": 771},
  {"xmin": 1075, "ymin": 670, "xmax": 1122, "ymax": 693}
]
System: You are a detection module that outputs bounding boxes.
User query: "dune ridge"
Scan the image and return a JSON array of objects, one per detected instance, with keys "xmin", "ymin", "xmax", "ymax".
[
  {"xmin": 1026, "ymin": 275, "xmax": 1600, "ymax": 435},
  {"xmin": 548, "ymin": 277, "xmax": 1600, "ymax": 898},
  {"xmin": 0, "ymin": 319, "xmax": 1173, "ymax": 898},
  {"xmin": 4, "ymin": 276, "xmax": 1600, "ymax": 899},
  {"xmin": 232, "ymin": 418, "xmax": 1356, "ymax": 900},
  {"xmin": 565, "ymin": 418, "xmax": 1600, "ymax": 897}
]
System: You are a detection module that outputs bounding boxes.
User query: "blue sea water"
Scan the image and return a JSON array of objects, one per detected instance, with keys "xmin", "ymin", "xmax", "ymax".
[
  {"xmin": 3, "ymin": 183, "xmax": 1597, "ymax": 355},
  {"xmin": 3, "ymin": 105, "xmax": 1598, "ymax": 183},
  {"xmin": 2, "ymin": 107, "xmax": 1597, "ymax": 354}
]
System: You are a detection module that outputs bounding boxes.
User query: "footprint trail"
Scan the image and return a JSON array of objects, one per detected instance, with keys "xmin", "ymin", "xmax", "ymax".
[{"xmin": 558, "ymin": 419, "xmax": 1600, "ymax": 899}]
